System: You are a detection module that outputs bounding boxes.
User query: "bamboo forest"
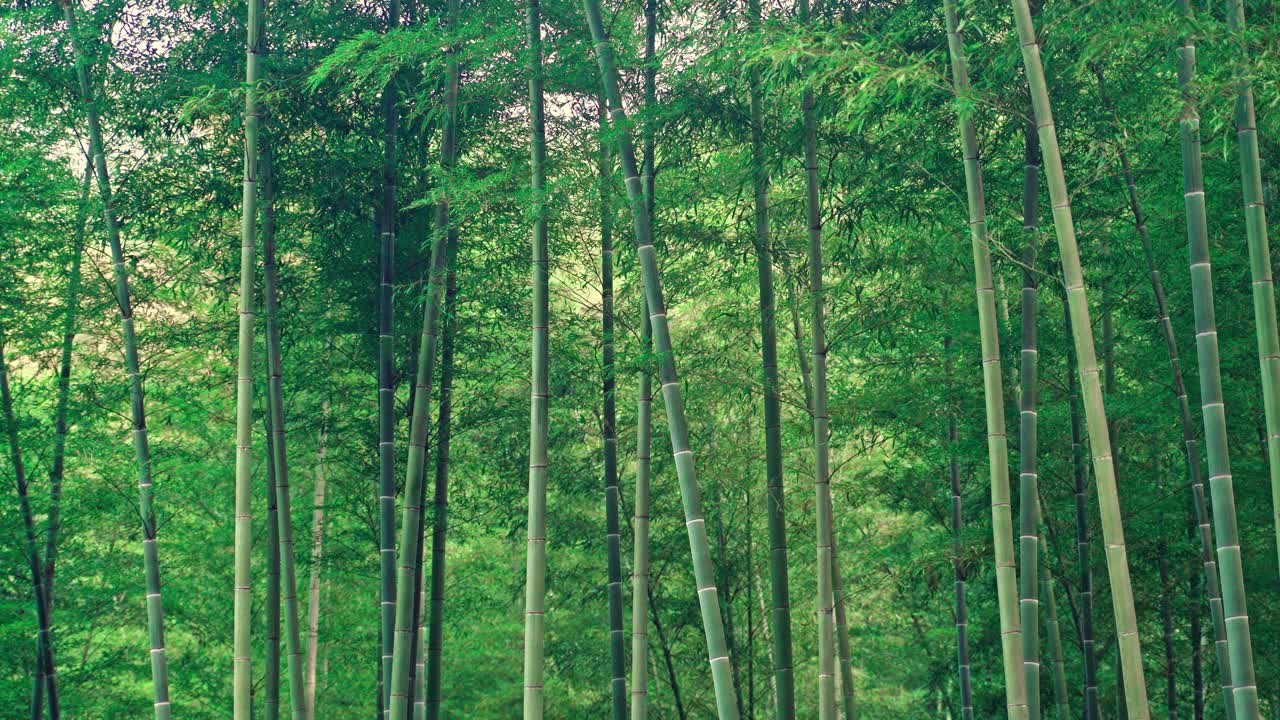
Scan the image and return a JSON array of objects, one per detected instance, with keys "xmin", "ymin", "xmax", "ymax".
[{"xmin": 3, "ymin": 0, "xmax": 1280, "ymax": 715}]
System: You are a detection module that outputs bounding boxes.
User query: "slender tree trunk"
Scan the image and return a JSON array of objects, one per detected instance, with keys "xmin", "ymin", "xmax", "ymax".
[
  {"xmin": 522, "ymin": 1, "xmax": 552, "ymax": 716},
  {"xmin": 304, "ymin": 403, "xmax": 329, "ymax": 717},
  {"xmin": 600, "ymin": 97, "xmax": 628, "ymax": 720},
  {"xmin": 583, "ymin": 2, "xmax": 740, "ymax": 716},
  {"xmin": 1039, "ymin": 538, "xmax": 1069, "ymax": 720},
  {"xmin": 2, "ymin": 342, "xmax": 61, "ymax": 720},
  {"xmin": 946, "ymin": 335, "xmax": 973, "ymax": 720},
  {"xmin": 265, "ymin": 414, "xmax": 282, "ymax": 720},
  {"xmin": 387, "ymin": 0, "xmax": 457, "ymax": 714},
  {"xmin": 231, "ymin": 0, "xmax": 264, "ymax": 709},
  {"xmin": 1064, "ymin": 298, "xmax": 1100, "ymax": 720},
  {"xmin": 1017, "ymin": 114, "xmax": 1042, "ymax": 720},
  {"xmin": 1177, "ymin": 2, "xmax": 1261, "ymax": 716},
  {"xmin": 713, "ymin": 492, "xmax": 747, "ymax": 720},
  {"xmin": 1225, "ymin": 0, "xmax": 1280, "ymax": 585},
  {"xmin": 58, "ymin": 3, "xmax": 171, "ymax": 714},
  {"xmin": 376, "ymin": 0, "xmax": 403, "ymax": 709},
  {"xmin": 746, "ymin": 0, "xmax": 795, "ymax": 711},
  {"xmin": 941, "ymin": 3, "xmax": 1028, "ymax": 717},
  {"xmin": 1008, "ymin": 2, "xmax": 1151, "ymax": 714},
  {"xmin": 424, "ymin": 227, "xmax": 458, "ymax": 720},
  {"xmin": 797, "ymin": 2, "xmax": 837, "ymax": 716}
]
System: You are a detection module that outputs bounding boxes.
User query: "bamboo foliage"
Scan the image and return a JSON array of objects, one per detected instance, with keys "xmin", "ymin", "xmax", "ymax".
[
  {"xmin": 940, "ymin": 1, "xmax": 1027, "ymax": 716},
  {"xmin": 582, "ymin": 1, "xmax": 740, "ymax": 715},
  {"xmin": 1177, "ymin": 1, "xmax": 1261, "ymax": 716},
  {"xmin": 522, "ymin": 0, "xmax": 551, "ymax": 714},
  {"xmin": 1008, "ymin": 0, "xmax": 1151, "ymax": 713},
  {"xmin": 58, "ymin": 3, "xmax": 172, "ymax": 715}
]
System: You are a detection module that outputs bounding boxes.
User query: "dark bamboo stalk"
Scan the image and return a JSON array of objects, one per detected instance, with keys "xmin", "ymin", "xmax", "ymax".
[
  {"xmin": 1064, "ymin": 298, "xmax": 1099, "ymax": 720},
  {"xmin": 2, "ymin": 342, "xmax": 60, "ymax": 720}
]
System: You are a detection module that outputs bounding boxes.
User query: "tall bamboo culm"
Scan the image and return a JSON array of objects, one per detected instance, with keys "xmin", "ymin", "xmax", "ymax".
[
  {"xmin": 1063, "ymin": 301, "xmax": 1099, "ymax": 720},
  {"xmin": 1093, "ymin": 63, "xmax": 1235, "ymax": 718},
  {"xmin": 2, "ymin": 343, "xmax": 61, "ymax": 720},
  {"xmin": 264, "ymin": 413, "xmax": 282, "ymax": 720},
  {"xmin": 1017, "ymin": 115, "xmax": 1042, "ymax": 720},
  {"xmin": 945, "ymin": 334, "xmax": 973, "ymax": 720},
  {"xmin": 1008, "ymin": 0, "xmax": 1150, "ymax": 714},
  {"xmin": 582, "ymin": 1, "xmax": 740, "ymax": 715},
  {"xmin": 940, "ymin": 1, "xmax": 1028, "ymax": 716},
  {"xmin": 262, "ymin": 132, "xmax": 308, "ymax": 720},
  {"xmin": 746, "ymin": 0, "xmax": 795, "ymax": 713},
  {"xmin": 231, "ymin": 0, "xmax": 263, "ymax": 709},
  {"xmin": 630, "ymin": 3, "xmax": 658, "ymax": 716},
  {"xmin": 58, "ymin": 3, "xmax": 171, "ymax": 714},
  {"xmin": 1226, "ymin": 0, "xmax": 1280, "ymax": 581},
  {"xmin": 1178, "ymin": 0, "xmax": 1260, "ymax": 715},
  {"xmin": 424, "ymin": 227, "xmax": 459, "ymax": 720},
  {"xmin": 599, "ymin": 99, "xmax": 628, "ymax": 720},
  {"xmin": 796, "ymin": 1, "xmax": 836, "ymax": 716},
  {"xmin": 522, "ymin": 0, "xmax": 551, "ymax": 715},
  {"xmin": 387, "ymin": 0, "xmax": 457, "ymax": 714},
  {"xmin": 376, "ymin": 0, "xmax": 402, "ymax": 712},
  {"xmin": 630, "ymin": 297, "xmax": 653, "ymax": 720}
]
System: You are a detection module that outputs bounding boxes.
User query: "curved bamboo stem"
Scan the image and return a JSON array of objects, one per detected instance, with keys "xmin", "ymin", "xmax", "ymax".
[{"xmin": 582, "ymin": 1, "xmax": 740, "ymax": 715}]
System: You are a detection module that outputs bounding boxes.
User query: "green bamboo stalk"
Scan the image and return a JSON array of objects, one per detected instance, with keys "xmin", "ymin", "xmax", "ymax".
[
  {"xmin": 262, "ymin": 143, "xmax": 308, "ymax": 720},
  {"xmin": 2, "ymin": 341, "xmax": 61, "ymax": 720},
  {"xmin": 1159, "ymin": 535, "xmax": 1176, "ymax": 720},
  {"xmin": 600, "ymin": 97, "xmax": 628, "ymax": 720},
  {"xmin": 632, "ymin": 4, "xmax": 658, "ymax": 715},
  {"xmin": 1094, "ymin": 62, "xmax": 1236, "ymax": 719},
  {"xmin": 1017, "ymin": 114, "xmax": 1042, "ymax": 720},
  {"xmin": 1178, "ymin": 2, "xmax": 1261, "ymax": 716},
  {"xmin": 797, "ymin": 1, "xmax": 836, "ymax": 716},
  {"xmin": 831, "ymin": 546, "xmax": 855, "ymax": 720},
  {"xmin": 388, "ymin": 0, "xmax": 457, "ymax": 714},
  {"xmin": 522, "ymin": 0, "xmax": 551, "ymax": 715},
  {"xmin": 1064, "ymin": 299, "xmax": 1100, "ymax": 720},
  {"xmin": 582, "ymin": 2, "xmax": 740, "ymax": 715},
  {"xmin": 1225, "ymin": 0, "xmax": 1280, "ymax": 584},
  {"xmin": 630, "ymin": 298, "xmax": 653, "ymax": 720},
  {"xmin": 941, "ymin": 2, "xmax": 1028, "ymax": 716},
  {"xmin": 746, "ymin": 0, "xmax": 795, "ymax": 711},
  {"xmin": 946, "ymin": 335, "xmax": 973, "ymax": 720},
  {"xmin": 1008, "ymin": 0, "xmax": 1150, "ymax": 713},
  {"xmin": 265, "ymin": 413, "xmax": 282, "ymax": 720},
  {"xmin": 1039, "ymin": 538, "xmax": 1068, "ymax": 720},
  {"xmin": 58, "ymin": 3, "xmax": 171, "ymax": 714},
  {"xmin": 232, "ymin": 0, "xmax": 263, "ymax": 709},
  {"xmin": 424, "ymin": 226, "xmax": 458, "ymax": 720},
  {"xmin": 377, "ymin": 0, "xmax": 403, "ymax": 712}
]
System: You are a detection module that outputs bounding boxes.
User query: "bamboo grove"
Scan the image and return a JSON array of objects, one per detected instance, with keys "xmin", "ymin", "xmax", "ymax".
[{"xmin": 1, "ymin": 0, "xmax": 1279, "ymax": 716}]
